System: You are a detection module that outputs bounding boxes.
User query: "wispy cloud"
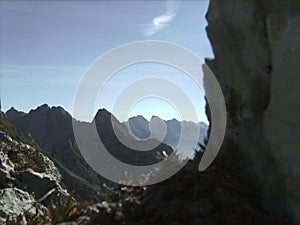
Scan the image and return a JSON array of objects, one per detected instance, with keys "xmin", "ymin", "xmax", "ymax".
[{"xmin": 142, "ymin": 0, "xmax": 180, "ymax": 37}]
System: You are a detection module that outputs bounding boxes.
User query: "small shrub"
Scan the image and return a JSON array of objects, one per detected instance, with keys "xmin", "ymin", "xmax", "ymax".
[{"xmin": 47, "ymin": 191, "xmax": 90, "ymax": 224}]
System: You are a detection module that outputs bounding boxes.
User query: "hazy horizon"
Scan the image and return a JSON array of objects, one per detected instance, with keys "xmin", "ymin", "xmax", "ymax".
[{"xmin": 0, "ymin": 1, "xmax": 212, "ymax": 123}]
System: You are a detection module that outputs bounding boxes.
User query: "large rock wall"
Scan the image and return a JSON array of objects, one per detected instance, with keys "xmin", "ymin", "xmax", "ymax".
[
  {"xmin": 263, "ymin": 4, "xmax": 300, "ymax": 222},
  {"xmin": 205, "ymin": 0, "xmax": 300, "ymax": 223}
]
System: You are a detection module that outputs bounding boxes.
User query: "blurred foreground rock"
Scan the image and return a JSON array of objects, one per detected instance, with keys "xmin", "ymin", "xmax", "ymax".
[{"xmin": 204, "ymin": 0, "xmax": 300, "ymax": 223}]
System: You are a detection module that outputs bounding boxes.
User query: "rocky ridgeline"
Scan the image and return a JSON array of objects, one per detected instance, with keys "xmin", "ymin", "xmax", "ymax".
[
  {"xmin": 0, "ymin": 130, "xmax": 69, "ymax": 224},
  {"xmin": 5, "ymin": 105, "xmax": 174, "ymax": 201}
]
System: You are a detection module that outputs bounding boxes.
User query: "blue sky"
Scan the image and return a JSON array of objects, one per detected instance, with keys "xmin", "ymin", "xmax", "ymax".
[{"xmin": 0, "ymin": 0, "xmax": 213, "ymax": 122}]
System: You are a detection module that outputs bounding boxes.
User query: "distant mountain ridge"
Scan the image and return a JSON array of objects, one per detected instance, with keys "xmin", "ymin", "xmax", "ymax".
[
  {"xmin": 5, "ymin": 105, "xmax": 109, "ymax": 201},
  {"xmin": 6, "ymin": 106, "xmax": 208, "ymax": 161},
  {"xmin": 125, "ymin": 115, "xmax": 208, "ymax": 158},
  {"xmin": 5, "ymin": 104, "xmax": 174, "ymax": 200}
]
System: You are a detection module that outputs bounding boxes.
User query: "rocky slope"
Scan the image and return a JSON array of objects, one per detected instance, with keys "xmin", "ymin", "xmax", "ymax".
[
  {"xmin": 6, "ymin": 105, "xmax": 106, "ymax": 201},
  {"xmin": 0, "ymin": 117, "xmax": 69, "ymax": 224},
  {"xmin": 204, "ymin": 0, "xmax": 300, "ymax": 223}
]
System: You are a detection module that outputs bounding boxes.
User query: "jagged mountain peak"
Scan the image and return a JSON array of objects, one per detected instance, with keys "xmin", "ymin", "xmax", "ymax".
[
  {"xmin": 150, "ymin": 115, "xmax": 163, "ymax": 121},
  {"xmin": 39, "ymin": 103, "xmax": 50, "ymax": 109},
  {"xmin": 167, "ymin": 118, "xmax": 180, "ymax": 123},
  {"xmin": 94, "ymin": 108, "xmax": 115, "ymax": 123},
  {"xmin": 125, "ymin": 114, "xmax": 208, "ymax": 158},
  {"xmin": 128, "ymin": 115, "xmax": 149, "ymax": 126},
  {"xmin": 7, "ymin": 106, "xmax": 19, "ymax": 112},
  {"xmin": 6, "ymin": 107, "xmax": 26, "ymax": 117},
  {"xmin": 49, "ymin": 105, "xmax": 72, "ymax": 118},
  {"xmin": 28, "ymin": 104, "xmax": 71, "ymax": 118},
  {"xmin": 96, "ymin": 108, "xmax": 110, "ymax": 115},
  {"xmin": 28, "ymin": 103, "xmax": 50, "ymax": 113},
  {"xmin": 129, "ymin": 115, "xmax": 149, "ymax": 122}
]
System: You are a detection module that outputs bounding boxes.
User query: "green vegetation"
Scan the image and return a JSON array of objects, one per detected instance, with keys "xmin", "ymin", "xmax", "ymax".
[
  {"xmin": 7, "ymin": 146, "xmax": 47, "ymax": 173},
  {"xmin": 0, "ymin": 118, "xmax": 39, "ymax": 148},
  {"xmin": 0, "ymin": 118, "xmax": 47, "ymax": 173},
  {"xmin": 47, "ymin": 191, "xmax": 91, "ymax": 224},
  {"xmin": 6, "ymin": 210, "xmax": 51, "ymax": 225}
]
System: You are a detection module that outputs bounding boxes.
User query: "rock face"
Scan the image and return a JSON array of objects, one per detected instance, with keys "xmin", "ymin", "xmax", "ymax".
[
  {"xmin": 0, "ymin": 125, "xmax": 68, "ymax": 223},
  {"xmin": 205, "ymin": 0, "xmax": 300, "ymax": 223}
]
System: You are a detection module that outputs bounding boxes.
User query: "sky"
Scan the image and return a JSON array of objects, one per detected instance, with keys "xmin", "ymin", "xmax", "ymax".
[{"xmin": 0, "ymin": 0, "xmax": 213, "ymax": 123}]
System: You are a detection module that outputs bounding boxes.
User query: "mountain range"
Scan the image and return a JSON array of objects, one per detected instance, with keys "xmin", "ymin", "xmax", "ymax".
[
  {"xmin": 5, "ymin": 104, "xmax": 208, "ymax": 200},
  {"xmin": 125, "ymin": 115, "xmax": 208, "ymax": 158},
  {"xmin": 7, "ymin": 104, "xmax": 204, "ymax": 200}
]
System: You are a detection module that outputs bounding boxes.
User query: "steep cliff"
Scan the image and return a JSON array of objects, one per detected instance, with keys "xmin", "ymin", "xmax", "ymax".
[{"xmin": 204, "ymin": 0, "xmax": 300, "ymax": 223}]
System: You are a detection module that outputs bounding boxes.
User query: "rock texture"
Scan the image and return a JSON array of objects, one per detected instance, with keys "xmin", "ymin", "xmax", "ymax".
[
  {"xmin": 6, "ymin": 105, "xmax": 106, "ymax": 202},
  {"xmin": 0, "ymin": 124, "xmax": 68, "ymax": 223},
  {"xmin": 204, "ymin": 0, "xmax": 300, "ymax": 223}
]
